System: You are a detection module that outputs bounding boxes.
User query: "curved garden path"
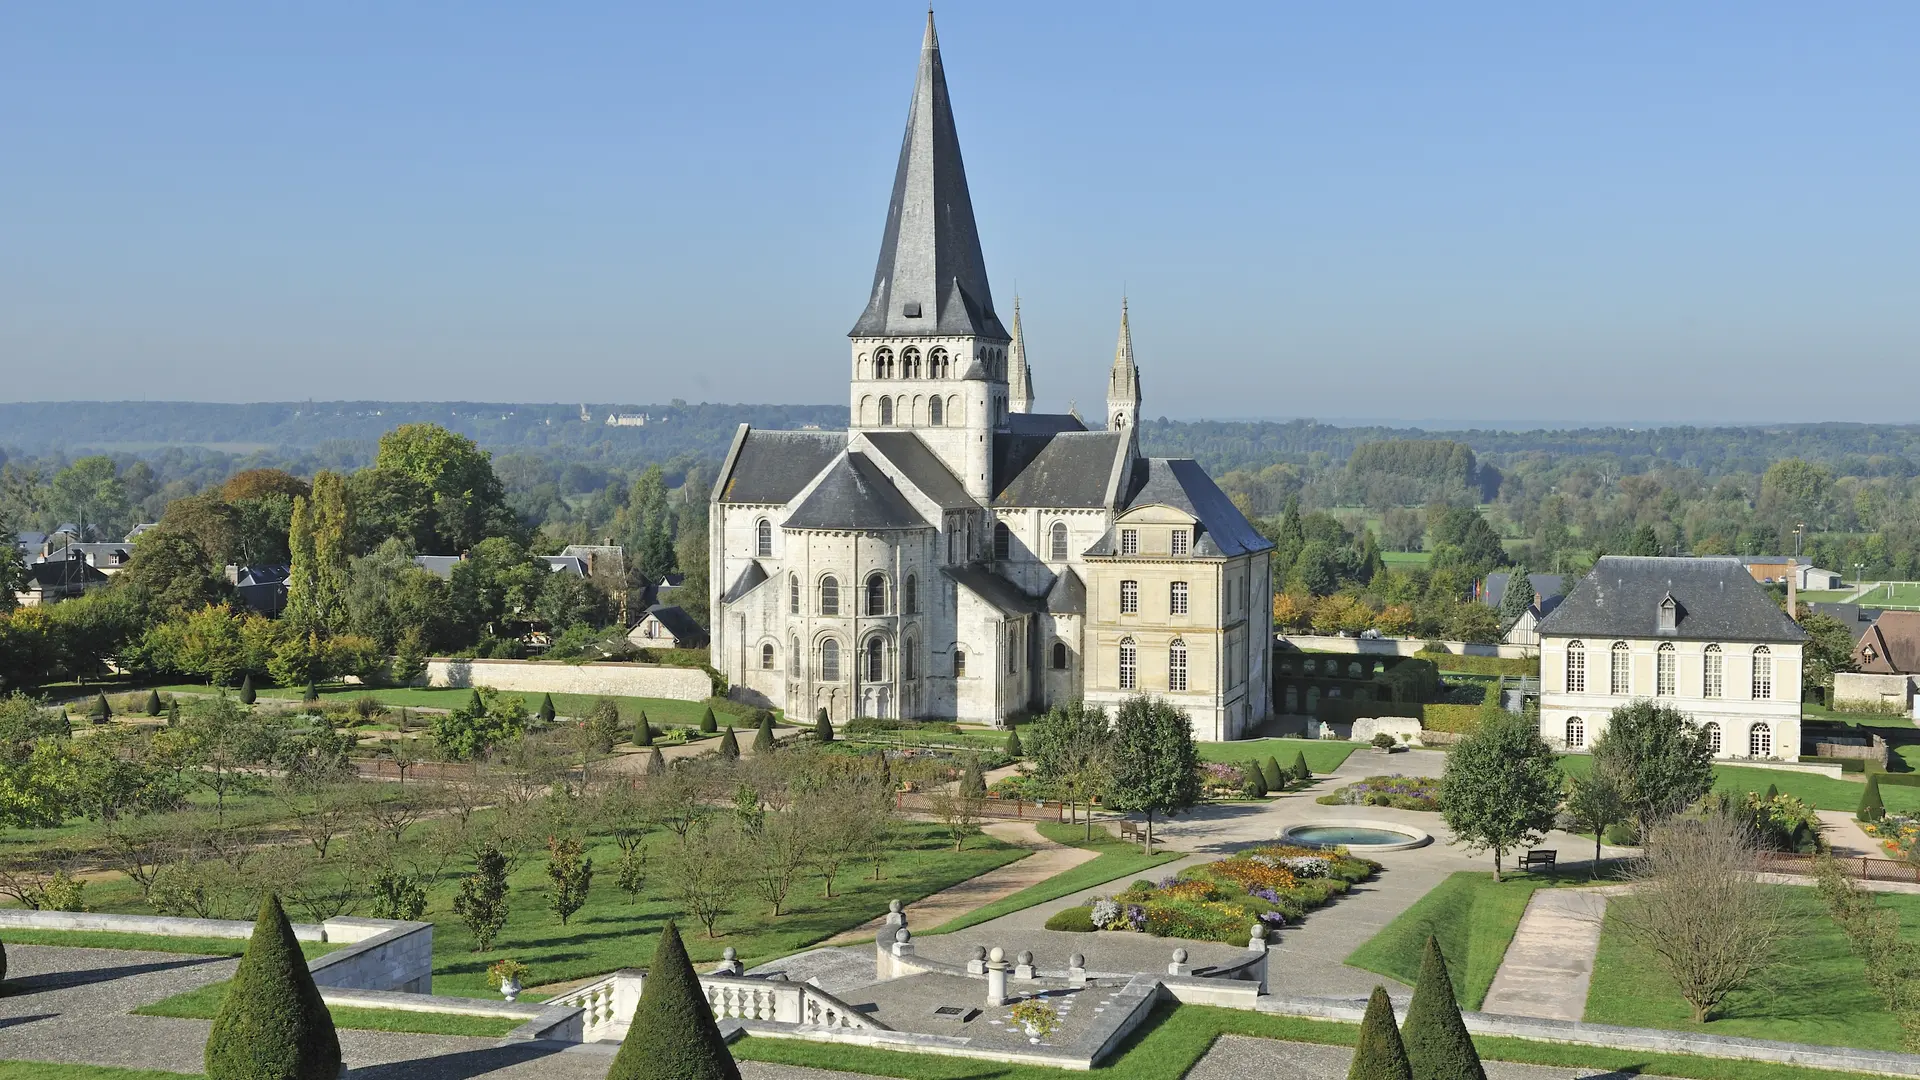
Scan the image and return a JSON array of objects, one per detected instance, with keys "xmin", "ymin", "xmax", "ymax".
[{"xmin": 823, "ymin": 821, "xmax": 1098, "ymax": 944}]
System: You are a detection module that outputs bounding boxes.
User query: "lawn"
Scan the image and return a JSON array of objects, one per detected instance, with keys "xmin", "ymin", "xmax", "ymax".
[
  {"xmin": 135, "ymin": 980, "xmax": 524, "ymax": 1037},
  {"xmin": 922, "ymin": 821, "xmax": 1180, "ymax": 935},
  {"xmin": 1857, "ymin": 583, "xmax": 1920, "ymax": 609},
  {"xmin": 1380, "ymin": 550, "xmax": 1432, "ymax": 568},
  {"xmin": 0, "ymin": 1066, "xmax": 196, "ymax": 1080},
  {"xmin": 150, "ymin": 684, "xmax": 765, "ymax": 729},
  {"xmin": 1195, "ymin": 738, "xmax": 1356, "ymax": 775},
  {"xmin": 0, "ymin": 928, "xmax": 339, "ymax": 959},
  {"xmin": 1585, "ymin": 886, "xmax": 1920, "ymax": 1050},
  {"xmin": 732, "ymin": 1000, "xmax": 1907, "ymax": 1080},
  {"xmin": 1343, "ymin": 870, "xmax": 1549, "ymax": 1009},
  {"xmin": 1558, "ymin": 754, "xmax": 1920, "ymax": 815}
]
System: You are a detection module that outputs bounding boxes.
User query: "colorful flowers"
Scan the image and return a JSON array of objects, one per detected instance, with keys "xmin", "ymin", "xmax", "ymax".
[{"xmin": 1055, "ymin": 844, "xmax": 1378, "ymax": 943}]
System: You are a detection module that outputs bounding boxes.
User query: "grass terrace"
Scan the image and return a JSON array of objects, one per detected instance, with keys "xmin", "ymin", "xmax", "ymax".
[
  {"xmin": 1558, "ymin": 754, "xmax": 1917, "ymax": 814},
  {"xmin": 1194, "ymin": 738, "xmax": 1357, "ymax": 774},
  {"xmin": 925, "ymin": 822, "xmax": 1181, "ymax": 935},
  {"xmin": 135, "ymin": 982, "xmax": 524, "ymax": 1037},
  {"xmin": 1344, "ymin": 870, "xmax": 1555, "ymax": 1008},
  {"xmin": 0, "ymin": 928, "xmax": 341, "ymax": 959}
]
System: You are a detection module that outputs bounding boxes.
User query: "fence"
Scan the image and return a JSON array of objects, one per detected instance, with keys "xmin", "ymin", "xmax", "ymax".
[
  {"xmin": 1759, "ymin": 851, "xmax": 1920, "ymax": 884},
  {"xmin": 894, "ymin": 792, "xmax": 1065, "ymax": 822}
]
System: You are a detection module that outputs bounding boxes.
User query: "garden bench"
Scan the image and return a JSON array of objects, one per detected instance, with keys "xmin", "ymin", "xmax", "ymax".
[
  {"xmin": 1117, "ymin": 820, "xmax": 1142, "ymax": 842},
  {"xmin": 1521, "ymin": 848, "xmax": 1557, "ymax": 873}
]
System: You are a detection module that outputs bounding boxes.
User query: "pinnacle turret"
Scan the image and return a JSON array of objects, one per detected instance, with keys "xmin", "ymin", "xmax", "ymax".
[
  {"xmin": 1008, "ymin": 297, "xmax": 1033, "ymax": 413},
  {"xmin": 1106, "ymin": 298, "xmax": 1142, "ymax": 433}
]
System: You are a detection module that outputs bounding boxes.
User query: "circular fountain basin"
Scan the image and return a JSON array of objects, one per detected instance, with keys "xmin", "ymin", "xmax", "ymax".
[{"xmin": 1281, "ymin": 819, "xmax": 1432, "ymax": 852}]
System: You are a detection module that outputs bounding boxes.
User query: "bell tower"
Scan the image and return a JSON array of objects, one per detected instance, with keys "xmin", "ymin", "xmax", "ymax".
[{"xmin": 1106, "ymin": 299, "xmax": 1143, "ymax": 440}]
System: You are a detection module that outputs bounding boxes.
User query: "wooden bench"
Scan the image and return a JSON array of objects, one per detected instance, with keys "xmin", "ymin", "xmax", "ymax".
[
  {"xmin": 1520, "ymin": 849, "xmax": 1557, "ymax": 873},
  {"xmin": 1117, "ymin": 820, "xmax": 1143, "ymax": 842}
]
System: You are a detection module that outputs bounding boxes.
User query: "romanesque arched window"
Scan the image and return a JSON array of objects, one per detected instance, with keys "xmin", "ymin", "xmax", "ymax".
[
  {"xmin": 761, "ymin": 643, "xmax": 775, "ymax": 670},
  {"xmin": 903, "ymin": 636, "xmax": 917, "ymax": 680},
  {"xmin": 821, "ymin": 639, "xmax": 841, "ymax": 682},
  {"xmin": 946, "ymin": 395, "xmax": 961, "ymax": 425},
  {"xmin": 866, "ymin": 572, "xmax": 888, "ymax": 616},
  {"xmin": 789, "ymin": 635, "xmax": 800, "ymax": 677},
  {"xmin": 789, "ymin": 574, "xmax": 799, "ymax": 615},
  {"xmin": 874, "ymin": 347, "xmax": 893, "ymax": 379},
  {"xmin": 878, "ymin": 397, "xmax": 893, "ymax": 426},
  {"xmin": 1053, "ymin": 641, "xmax": 1068, "ymax": 670},
  {"xmin": 954, "ymin": 649, "xmax": 967, "ymax": 677},
  {"xmin": 866, "ymin": 637, "xmax": 885, "ymax": 681},
  {"xmin": 928, "ymin": 396, "xmax": 943, "ymax": 426},
  {"xmin": 928, "ymin": 347, "xmax": 946, "ymax": 378},
  {"xmin": 1050, "ymin": 522, "xmax": 1068, "ymax": 561},
  {"xmin": 903, "ymin": 574, "xmax": 917, "ymax": 615},
  {"xmin": 901, "ymin": 347, "xmax": 920, "ymax": 380},
  {"xmin": 993, "ymin": 522, "xmax": 1012, "ymax": 559},
  {"xmin": 755, "ymin": 518, "xmax": 772, "ymax": 558},
  {"xmin": 820, "ymin": 576, "xmax": 840, "ymax": 616}
]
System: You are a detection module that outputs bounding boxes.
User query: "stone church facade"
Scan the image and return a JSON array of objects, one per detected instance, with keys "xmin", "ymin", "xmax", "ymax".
[{"xmin": 708, "ymin": 14, "xmax": 1273, "ymax": 738}]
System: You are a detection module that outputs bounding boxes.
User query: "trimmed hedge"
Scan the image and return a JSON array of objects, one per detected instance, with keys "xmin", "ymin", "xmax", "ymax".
[
  {"xmin": 608, "ymin": 918, "xmax": 741, "ymax": 1080},
  {"xmin": 1419, "ymin": 704, "xmax": 1484, "ymax": 735},
  {"xmin": 1044, "ymin": 906, "xmax": 1096, "ymax": 932},
  {"xmin": 1415, "ymin": 651, "xmax": 1540, "ymax": 678},
  {"xmin": 1376, "ymin": 657, "xmax": 1441, "ymax": 704},
  {"xmin": 204, "ymin": 893, "xmax": 341, "ymax": 1080},
  {"xmin": 1402, "ymin": 936, "xmax": 1486, "ymax": 1080}
]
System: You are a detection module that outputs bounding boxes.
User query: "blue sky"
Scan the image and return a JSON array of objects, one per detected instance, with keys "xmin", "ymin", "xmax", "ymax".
[{"xmin": 4, "ymin": 3, "xmax": 1916, "ymax": 424}]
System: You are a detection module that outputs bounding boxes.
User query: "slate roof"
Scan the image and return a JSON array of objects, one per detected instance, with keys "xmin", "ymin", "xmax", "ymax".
[
  {"xmin": 541, "ymin": 555, "xmax": 589, "ymax": 576},
  {"xmin": 943, "ymin": 564, "xmax": 1041, "ymax": 616},
  {"xmin": 235, "ymin": 564, "xmax": 290, "ymax": 587},
  {"xmin": 993, "ymin": 431, "xmax": 1126, "ymax": 508},
  {"xmin": 413, "ymin": 555, "xmax": 462, "ymax": 579},
  {"xmin": 1006, "ymin": 412, "xmax": 1086, "ymax": 436},
  {"xmin": 1046, "ymin": 567, "xmax": 1086, "ymax": 615},
  {"xmin": 641, "ymin": 604, "xmax": 709, "ymax": 647},
  {"xmin": 850, "ymin": 13, "xmax": 1008, "ymax": 341},
  {"xmin": 862, "ymin": 431, "xmax": 974, "ymax": 509},
  {"xmin": 39, "ymin": 542, "xmax": 134, "ymax": 568},
  {"xmin": 717, "ymin": 429, "xmax": 849, "ymax": 505},
  {"xmin": 721, "ymin": 560, "xmax": 770, "ymax": 605},
  {"xmin": 14, "ymin": 531, "xmax": 46, "ymax": 554},
  {"xmin": 1810, "ymin": 602, "xmax": 1883, "ymax": 642},
  {"xmin": 1856, "ymin": 611, "xmax": 1920, "ymax": 675},
  {"xmin": 784, "ymin": 453, "xmax": 928, "ymax": 531},
  {"xmin": 1483, "ymin": 572, "xmax": 1567, "ymax": 610},
  {"xmin": 1084, "ymin": 458, "xmax": 1273, "ymax": 558},
  {"xmin": 23, "ymin": 556, "xmax": 109, "ymax": 590},
  {"xmin": 1536, "ymin": 556, "xmax": 1807, "ymax": 643}
]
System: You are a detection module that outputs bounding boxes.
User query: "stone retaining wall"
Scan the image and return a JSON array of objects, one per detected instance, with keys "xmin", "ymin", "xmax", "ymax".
[
  {"xmin": 421, "ymin": 658, "xmax": 712, "ymax": 701},
  {"xmin": 1276, "ymin": 634, "xmax": 1537, "ymax": 660}
]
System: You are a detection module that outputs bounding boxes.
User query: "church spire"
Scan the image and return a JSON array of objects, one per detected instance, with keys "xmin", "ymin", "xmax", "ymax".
[
  {"xmin": 1008, "ymin": 296, "xmax": 1033, "ymax": 413},
  {"xmin": 849, "ymin": 11, "xmax": 1006, "ymax": 341},
  {"xmin": 1107, "ymin": 298, "xmax": 1142, "ymax": 432}
]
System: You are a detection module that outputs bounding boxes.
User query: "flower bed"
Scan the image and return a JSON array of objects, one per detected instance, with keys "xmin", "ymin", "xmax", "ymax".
[
  {"xmin": 1042, "ymin": 843, "xmax": 1378, "ymax": 943},
  {"xmin": 1861, "ymin": 814, "xmax": 1918, "ymax": 859},
  {"xmin": 1314, "ymin": 774, "xmax": 1442, "ymax": 812}
]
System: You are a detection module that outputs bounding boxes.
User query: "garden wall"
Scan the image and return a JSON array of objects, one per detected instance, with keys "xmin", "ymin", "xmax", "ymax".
[
  {"xmin": 1834, "ymin": 672, "xmax": 1917, "ymax": 713},
  {"xmin": 420, "ymin": 658, "xmax": 711, "ymax": 701},
  {"xmin": 1275, "ymin": 634, "xmax": 1536, "ymax": 661}
]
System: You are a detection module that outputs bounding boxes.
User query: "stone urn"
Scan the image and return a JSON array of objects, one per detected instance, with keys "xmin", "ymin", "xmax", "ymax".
[{"xmin": 499, "ymin": 975, "xmax": 522, "ymax": 1002}]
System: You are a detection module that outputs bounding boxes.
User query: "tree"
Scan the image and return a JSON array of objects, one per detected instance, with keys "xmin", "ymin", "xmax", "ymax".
[
  {"xmin": 1590, "ymin": 700, "xmax": 1716, "ymax": 840},
  {"xmin": 89, "ymin": 692, "xmax": 110, "ymax": 723},
  {"xmin": 718, "ymin": 726, "xmax": 740, "ymax": 761},
  {"xmin": 545, "ymin": 835, "xmax": 593, "ymax": 926},
  {"xmin": 144, "ymin": 689, "xmax": 163, "ymax": 716},
  {"xmin": 453, "ymin": 846, "xmax": 511, "ymax": 951},
  {"xmin": 1498, "ymin": 564, "xmax": 1535, "ymax": 629},
  {"xmin": 1347, "ymin": 985, "xmax": 1413, "ymax": 1080},
  {"xmin": 239, "ymin": 675, "xmax": 256, "ymax": 705},
  {"xmin": 123, "ymin": 530, "xmax": 227, "ymax": 613},
  {"xmin": 283, "ymin": 471, "xmax": 352, "ymax": 637},
  {"xmin": 744, "ymin": 810, "xmax": 815, "ymax": 917},
  {"xmin": 1439, "ymin": 710, "xmax": 1560, "ymax": 880},
  {"xmin": 1005, "ymin": 727, "xmax": 1023, "ymax": 758},
  {"xmin": 634, "ymin": 710, "xmax": 655, "ymax": 747},
  {"xmin": 1263, "ymin": 755, "xmax": 1285, "ymax": 791},
  {"xmin": 815, "ymin": 710, "xmax": 833, "ymax": 743},
  {"xmin": 699, "ymin": 707, "xmax": 718, "ymax": 734},
  {"xmin": 605, "ymin": 919, "xmax": 743, "ymax": 1080},
  {"xmin": 583, "ymin": 697, "xmax": 622, "ymax": 754},
  {"xmin": 429, "ymin": 687, "xmax": 528, "ymax": 761},
  {"xmin": 537, "ymin": 693, "xmax": 556, "ymax": 723},
  {"xmin": 647, "ymin": 746, "xmax": 666, "ymax": 776},
  {"xmin": 1798, "ymin": 610, "xmax": 1858, "ymax": 693},
  {"xmin": 1860, "ymin": 773, "xmax": 1886, "ymax": 823},
  {"xmin": 47, "ymin": 456, "xmax": 131, "ymax": 538},
  {"xmin": 1105, "ymin": 695, "xmax": 1200, "ymax": 854},
  {"xmin": 1025, "ymin": 699, "xmax": 1112, "ymax": 838},
  {"xmin": 1290, "ymin": 750, "xmax": 1312, "ymax": 785},
  {"xmin": 1243, "ymin": 760, "xmax": 1268, "ymax": 797},
  {"xmin": 203, "ymin": 893, "xmax": 341, "ymax": 1080},
  {"xmin": 753, "ymin": 714, "xmax": 775, "ymax": 753},
  {"xmin": 671, "ymin": 822, "xmax": 740, "ymax": 937},
  {"xmin": 374, "ymin": 423, "xmax": 516, "ymax": 552},
  {"xmin": 1401, "ymin": 937, "xmax": 1485, "ymax": 1080},
  {"xmin": 959, "ymin": 757, "xmax": 986, "ymax": 799},
  {"xmin": 1609, "ymin": 814, "xmax": 1782, "ymax": 1022},
  {"xmin": 1563, "ymin": 765, "xmax": 1627, "ymax": 875}
]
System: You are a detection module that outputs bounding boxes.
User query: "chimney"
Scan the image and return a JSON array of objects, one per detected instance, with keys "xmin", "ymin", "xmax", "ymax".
[{"xmin": 1787, "ymin": 558, "xmax": 1798, "ymax": 616}]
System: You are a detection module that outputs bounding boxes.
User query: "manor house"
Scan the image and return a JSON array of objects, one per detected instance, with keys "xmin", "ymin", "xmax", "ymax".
[{"xmin": 708, "ymin": 14, "xmax": 1273, "ymax": 736}]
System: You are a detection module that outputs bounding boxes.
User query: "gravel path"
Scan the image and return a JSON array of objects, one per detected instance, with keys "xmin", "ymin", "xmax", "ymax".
[
  {"xmin": 823, "ymin": 821, "xmax": 1092, "ymax": 944},
  {"xmin": 1479, "ymin": 888, "xmax": 1616, "ymax": 1021},
  {"xmin": 1189, "ymin": 1033, "xmax": 1681, "ymax": 1080}
]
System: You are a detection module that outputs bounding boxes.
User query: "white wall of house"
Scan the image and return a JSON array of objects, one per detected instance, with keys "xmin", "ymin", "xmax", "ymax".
[{"xmin": 1539, "ymin": 633, "xmax": 1804, "ymax": 761}]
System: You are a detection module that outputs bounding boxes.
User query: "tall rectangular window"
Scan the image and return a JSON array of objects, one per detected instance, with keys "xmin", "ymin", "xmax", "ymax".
[
  {"xmin": 1170, "ymin": 581, "xmax": 1189, "ymax": 615},
  {"xmin": 1120, "ymin": 528, "xmax": 1138, "ymax": 556},
  {"xmin": 1171, "ymin": 529, "xmax": 1190, "ymax": 557},
  {"xmin": 1118, "ymin": 640, "xmax": 1137, "ymax": 690},
  {"xmin": 1610, "ymin": 643, "xmax": 1629, "ymax": 695},
  {"xmin": 1657, "ymin": 644, "xmax": 1675, "ymax": 696},
  {"xmin": 1120, "ymin": 580, "xmax": 1139, "ymax": 614},
  {"xmin": 1703, "ymin": 646, "xmax": 1723, "ymax": 698},
  {"xmin": 1168, "ymin": 641, "xmax": 1188, "ymax": 691},
  {"xmin": 1752, "ymin": 647, "xmax": 1773, "ymax": 699},
  {"xmin": 1565, "ymin": 641, "xmax": 1586, "ymax": 694}
]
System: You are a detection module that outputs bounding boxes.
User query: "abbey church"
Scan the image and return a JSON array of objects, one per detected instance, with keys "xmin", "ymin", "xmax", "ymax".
[{"xmin": 709, "ymin": 14, "xmax": 1273, "ymax": 738}]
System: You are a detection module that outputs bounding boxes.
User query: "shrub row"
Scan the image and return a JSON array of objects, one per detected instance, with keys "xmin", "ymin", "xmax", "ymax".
[
  {"xmin": 1413, "ymin": 651, "xmax": 1540, "ymax": 677},
  {"xmin": 1419, "ymin": 703, "xmax": 1484, "ymax": 734}
]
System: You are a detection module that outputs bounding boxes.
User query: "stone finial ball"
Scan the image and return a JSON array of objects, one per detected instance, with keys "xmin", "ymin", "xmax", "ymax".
[
  {"xmin": 895, "ymin": 928, "xmax": 911, "ymax": 943},
  {"xmin": 889, "ymin": 899, "xmax": 904, "ymax": 914},
  {"xmin": 1172, "ymin": 948, "xmax": 1189, "ymax": 964},
  {"xmin": 1250, "ymin": 924, "xmax": 1267, "ymax": 939},
  {"xmin": 724, "ymin": 946, "xmax": 738, "ymax": 960},
  {"xmin": 1017, "ymin": 950, "xmax": 1033, "ymax": 966},
  {"xmin": 971, "ymin": 945, "xmax": 987, "ymax": 960},
  {"xmin": 989, "ymin": 946, "xmax": 1005, "ymax": 963},
  {"xmin": 1069, "ymin": 952, "xmax": 1085, "ymax": 969}
]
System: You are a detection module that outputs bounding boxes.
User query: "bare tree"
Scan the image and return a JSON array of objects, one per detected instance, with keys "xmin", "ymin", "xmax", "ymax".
[
  {"xmin": 1609, "ymin": 813, "xmax": 1783, "ymax": 1022},
  {"xmin": 742, "ymin": 808, "xmax": 815, "ymax": 917},
  {"xmin": 672, "ymin": 820, "xmax": 742, "ymax": 937}
]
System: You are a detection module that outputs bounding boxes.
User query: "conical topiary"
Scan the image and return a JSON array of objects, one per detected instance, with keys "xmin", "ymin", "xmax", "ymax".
[
  {"xmin": 1347, "ymin": 985, "xmax": 1413, "ymax": 1080},
  {"xmin": 815, "ymin": 711, "xmax": 834, "ymax": 743},
  {"xmin": 718, "ymin": 726, "xmax": 739, "ymax": 761},
  {"xmin": 1860, "ymin": 773, "xmax": 1886, "ymax": 823},
  {"xmin": 239, "ymin": 675, "xmax": 256, "ymax": 705},
  {"xmin": 90, "ymin": 692, "xmax": 110, "ymax": 722},
  {"xmin": 1264, "ymin": 755, "xmax": 1285, "ymax": 790},
  {"xmin": 57, "ymin": 710, "xmax": 72, "ymax": 736},
  {"xmin": 538, "ymin": 693, "xmax": 556, "ymax": 723},
  {"xmin": 1763, "ymin": 783, "xmax": 1780, "ymax": 803},
  {"xmin": 302, "ymin": 681, "xmax": 319, "ymax": 703},
  {"xmin": 1243, "ymin": 761, "xmax": 1267, "ymax": 797},
  {"xmin": 1291, "ymin": 750, "xmax": 1312, "ymax": 784},
  {"xmin": 960, "ymin": 759, "xmax": 986, "ymax": 799},
  {"xmin": 699, "ymin": 706, "xmax": 718, "ymax": 734},
  {"xmin": 606, "ymin": 919, "xmax": 742, "ymax": 1080},
  {"xmin": 647, "ymin": 746, "xmax": 666, "ymax": 776},
  {"xmin": 1, "ymin": 933, "xmax": 7, "ymax": 984},
  {"xmin": 1402, "ymin": 936, "xmax": 1485, "ymax": 1080},
  {"xmin": 145, "ymin": 689, "xmax": 164, "ymax": 716},
  {"xmin": 1006, "ymin": 727, "xmax": 1023, "ymax": 757},
  {"xmin": 466, "ymin": 688, "xmax": 486, "ymax": 714},
  {"xmin": 204, "ymin": 893, "xmax": 341, "ymax": 1080},
  {"xmin": 635, "ymin": 710, "xmax": 654, "ymax": 747},
  {"xmin": 754, "ymin": 714, "xmax": 775, "ymax": 753}
]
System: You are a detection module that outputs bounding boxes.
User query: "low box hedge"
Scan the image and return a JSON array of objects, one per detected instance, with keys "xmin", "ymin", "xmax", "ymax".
[{"xmin": 1420, "ymin": 703, "xmax": 1484, "ymax": 735}]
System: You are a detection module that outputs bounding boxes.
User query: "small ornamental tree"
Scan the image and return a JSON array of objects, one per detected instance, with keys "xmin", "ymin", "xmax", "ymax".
[
  {"xmin": 145, "ymin": 689, "xmax": 164, "ymax": 716},
  {"xmin": 1105, "ymin": 695, "xmax": 1201, "ymax": 854},
  {"xmin": 453, "ymin": 846, "xmax": 511, "ymax": 951},
  {"xmin": 1263, "ymin": 755, "xmax": 1285, "ymax": 791},
  {"xmin": 754, "ymin": 714, "xmax": 775, "ymax": 753},
  {"xmin": 700, "ymin": 706, "xmax": 718, "ymax": 734},
  {"xmin": 239, "ymin": 674, "xmax": 257, "ymax": 705},
  {"xmin": 635, "ymin": 710, "xmax": 655, "ymax": 746},
  {"xmin": 545, "ymin": 836, "xmax": 594, "ymax": 926},
  {"xmin": 606, "ymin": 919, "xmax": 743, "ymax": 1080},
  {"xmin": 1590, "ymin": 699, "xmax": 1715, "ymax": 840},
  {"xmin": 960, "ymin": 758, "xmax": 987, "ymax": 799},
  {"xmin": 647, "ymin": 746, "xmax": 667, "ymax": 776},
  {"xmin": 302, "ymin": 681, "xmax": 319, "ymax": 703},
  {"xmin": 1005, "ymin": 727, "xmax": 1023, "ymax": 757},
  {"xmin": 1860, "ymin": 773, "xmax": 1887, "ymax": 823},
  {"xmin": 815, "ymin": 711, "xmax": 834, "ymax": 743},
  {"xmin": 718, "ymin": 726, "xmax": 740, "ymax": 761},
  {"xmin": 1244, "ymin": 761, "xmax": 1268, "ymax": 797},
  {"xmin": 1440, "ymin": 709, "xmax": 1561, "ymax": 880},
  {"xmin": 203, "ymin": 893, "xmax": 342, "ymax": 1080},
  {"xmin": 1763, "ymin": 783, "xmax": 1779, "ymax": 803},
  {"xmin": 1402, "ymin": 937, "xmax": 1485, "ymax": 1080},
  {"xmin": 1564, "ymin": 765, "xmax": 1628, "ymax": 875},
  {"xmin": 165, "ymin": 702, "xmax": 178, "ymax": 727},
  {"xmin": 1291, "ymin": 750, "xmax": 1312, "ymax": 784},
  {"xmin": 1348, "ymin": 985, "xmax": 1413, "ymax": 1080},
  {"xmin": 90, "ymin": 692, "xmax": 110, "ymax": 723},
  {"xmin": 537, "ymin": 693, "xmax": 556, "ymax": 723}
]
